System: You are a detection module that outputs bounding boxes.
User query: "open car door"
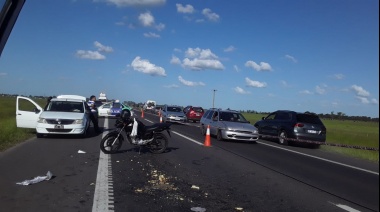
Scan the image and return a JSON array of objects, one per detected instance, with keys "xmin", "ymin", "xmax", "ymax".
[{"xmin": 16, "ymin": 96, "xmax": 43, "ymax": 128}]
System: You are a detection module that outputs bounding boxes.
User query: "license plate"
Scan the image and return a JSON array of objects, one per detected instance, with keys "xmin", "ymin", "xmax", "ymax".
[
  {"xmin": 55, "ymin": 125, "xmax": 64, "ymax": 129},
  {"xmin": 307, "ymin": 130, "xmax": 317, "ymax": 134}
]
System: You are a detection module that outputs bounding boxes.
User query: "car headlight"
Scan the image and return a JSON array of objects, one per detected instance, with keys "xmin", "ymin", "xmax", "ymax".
[
  {"xmin": 253, "ymin": 130, "xmax": 258, "ymax": 134},
  {"xmin": 74, "ymin": 119, "xmax": 83, "ymax": 124},
  {"xmin": 37, "ymin": 118, "xmax": 47, "ymax": 123}
]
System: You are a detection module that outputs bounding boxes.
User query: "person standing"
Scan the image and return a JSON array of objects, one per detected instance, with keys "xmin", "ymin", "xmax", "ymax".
[
  {"xmin": 88, "ymin": 95, "xmax": 101, "ymax": 133},
  {"xmin": 44, "ymin": 96, "xmax": 53, "ymax": 110}
]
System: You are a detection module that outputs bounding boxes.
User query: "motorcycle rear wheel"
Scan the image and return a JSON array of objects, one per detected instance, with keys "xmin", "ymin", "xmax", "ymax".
[
  {"xmin": 100, "ymin": 135, "xmax": 122, "ymax": 154},
  {"xmin": 148, "ymin": 133, "xmax": 168, "ymax": 154}
]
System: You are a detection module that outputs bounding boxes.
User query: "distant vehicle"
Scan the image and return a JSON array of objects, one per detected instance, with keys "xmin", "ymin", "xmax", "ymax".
[
  {"xmin": 97, "ymin": 102, "xmax": 112, "ymax": 117},
  {"xmin": 98, "ymin": 92, "xmax": 107, "ymax": 102},
  {"xmin": 143, "ymin": 100, "xmax": 156, "ymax": 112},
  {"xmin": 254, "ymin": 110, "xmax": 326, "ymax": 146},
  {"xmin": 16, "ymin": 95, "xmax": 91, "ymax": 138},
  {"xmin": 109, "ymin": 100, "xmax": 133, "ymax": 117},
  {"xmin": 161, "ymin": 105, "xmax": 186, "ymax": 123},
  {"xmin": 183, "ymin": 106, "xmax": 204, "ymax": 122},
  {"xmin": 200, "ymin": 108, "xmax": 259, "ymax": 142}
]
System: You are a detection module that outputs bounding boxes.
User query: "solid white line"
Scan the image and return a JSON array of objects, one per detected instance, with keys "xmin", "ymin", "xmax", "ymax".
[
  {"xmin": 92, "ymin": 118, "xmax": 113, "ymax": 212},
  {"xmin": 330, "ymin": 203, "xmax": 361, "ymax": 212},
  {"xmin": 172, "ymin": 131, "xmax": 204, "ymax": 146},
  {"xmin": 257, "ymin": 141, "xmax": 379, "ymax": 175}
]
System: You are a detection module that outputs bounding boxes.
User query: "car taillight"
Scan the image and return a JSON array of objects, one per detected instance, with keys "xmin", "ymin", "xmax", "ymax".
[{"xmin": 294, "ymin": 123, "xmax": 304, "ymax": 127}]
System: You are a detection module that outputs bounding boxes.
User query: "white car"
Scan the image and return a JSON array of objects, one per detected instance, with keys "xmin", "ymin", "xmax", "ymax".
[
  {"xmin": 16, "ymin": 95, "xmax": 91, "ymax": 138},
  {"xmin": 97, "ymin": 102, "xmax": 112, "ymax": 117}
]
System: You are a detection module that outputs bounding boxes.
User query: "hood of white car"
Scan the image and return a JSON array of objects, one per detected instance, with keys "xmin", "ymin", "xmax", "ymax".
[{"xmin": 40, "ymin": 112, "xmax": 85, "ymax": 120}]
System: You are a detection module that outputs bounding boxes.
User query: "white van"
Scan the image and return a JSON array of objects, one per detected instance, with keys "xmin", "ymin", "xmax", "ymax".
[{"xmin": 143, "ymin": 100, "xmax": 156, "ymax": 112}]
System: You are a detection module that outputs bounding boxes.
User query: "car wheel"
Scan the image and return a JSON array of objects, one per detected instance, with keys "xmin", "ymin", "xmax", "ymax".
[
  {"xmin": 217, "ymin": 130, "xmax": 224, "ymax": 141},
  {"xmin": 278, "ymin": 130, "xmax": 288, "ymax": 145},
  {"xmin": 201, "ymin": 125, "xmax": 206, "ymax": 135}
]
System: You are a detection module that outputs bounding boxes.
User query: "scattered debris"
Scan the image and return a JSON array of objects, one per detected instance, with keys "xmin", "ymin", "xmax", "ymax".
[
  {"xmin": 235, "ymin": 207, "xmax": 244, "ymax": 211},
  {"xmin": 191, "ymin": 185, "xmax": 200, "ymax": 190},
  {"xmin": 191, "ymin": 207, "xmax": 206, "ymax": 212},
  {"xmin": 78, "ymin": 150, "xmax": 86, "ymax": 153},
  {"xmin": 16, "ymin": 171, "xmax": 53, "ymax": 186}
]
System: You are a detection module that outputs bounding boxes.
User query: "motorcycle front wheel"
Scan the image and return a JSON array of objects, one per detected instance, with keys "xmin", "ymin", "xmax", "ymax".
[
  {"xmin": 100, "ymin": 134, "xmax": 123, "ymax": 154},
  {"xmin": 148, "ymin": 133, "xmax": 168, "ymax": 154}
]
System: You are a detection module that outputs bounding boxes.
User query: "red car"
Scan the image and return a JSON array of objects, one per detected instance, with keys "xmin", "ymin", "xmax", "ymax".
[{"xmin": 183, "ymin": 106, "xmax": 205, "ymax": 122}]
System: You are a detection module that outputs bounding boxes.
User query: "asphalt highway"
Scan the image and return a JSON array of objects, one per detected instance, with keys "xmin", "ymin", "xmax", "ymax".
[{"xmin": 0, "ymin": 111, "xmax": 378, "ymax": 212}]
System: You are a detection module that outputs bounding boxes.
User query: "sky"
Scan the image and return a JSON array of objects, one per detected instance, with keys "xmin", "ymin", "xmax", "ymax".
[{"xmin": 0, "ymin": 0, "xmax": 379, "ymax": 117}]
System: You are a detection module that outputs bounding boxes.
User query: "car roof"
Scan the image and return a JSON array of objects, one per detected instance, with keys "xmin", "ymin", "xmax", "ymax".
[{"xmin": 53, "ymin": 95, "xmax": 86, "ymax": 102}]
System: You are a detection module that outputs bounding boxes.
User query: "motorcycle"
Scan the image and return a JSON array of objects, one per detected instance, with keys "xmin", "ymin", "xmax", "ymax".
[{"xmin": 100, "ymin": 114, "xmax": 171, "ymax": 154}]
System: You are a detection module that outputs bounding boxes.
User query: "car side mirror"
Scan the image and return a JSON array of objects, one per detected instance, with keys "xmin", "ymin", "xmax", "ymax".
[
  {"xmin": 33, "ymin": 108, "xmax": 40, "ymax": 114},
  {"xmin": 261, "ymin": 117, "xmax": 265, "ymax": 120}
]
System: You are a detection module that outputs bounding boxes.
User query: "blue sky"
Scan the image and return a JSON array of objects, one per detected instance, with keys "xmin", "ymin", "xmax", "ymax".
[{"xmin": 0, "ymin": 0, "xmax": 379, "ymax": 117}]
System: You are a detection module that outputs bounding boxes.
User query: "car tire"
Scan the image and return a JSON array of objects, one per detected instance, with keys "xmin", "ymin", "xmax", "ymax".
[
  {"xmin": 201, "ymin": 125, "xmax": 206, "ymax": 135},
  {"xmin": 278, "ymin": 130, "xmax": 288, "ymax": 145},
  {"xmin": 217, "ymin": 130, "xmax": 224, "ymax": 141}
]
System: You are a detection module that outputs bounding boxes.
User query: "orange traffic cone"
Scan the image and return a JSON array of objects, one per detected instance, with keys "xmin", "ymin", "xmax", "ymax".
[
  {"xmin": 141, "ymin": 109, "xmax": 144, "ymax": 118},
  {"xmin": 204, "ymin": 125, "xmax": 211, "ymax": 147}
]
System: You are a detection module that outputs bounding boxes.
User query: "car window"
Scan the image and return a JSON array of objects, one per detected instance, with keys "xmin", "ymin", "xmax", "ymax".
[
  {"xmin": 206, "ymin": 110, "xmax": 214, "ymax": 119},
  {"xmin": 103, "ymin": 103, "xmax": 111, "ymax": 108},
  {"xmin": 220, "ymin": 112, "xmax": 248, "ymax": 122},
  {"xmin": 275, "ymin": 112, "xmax": 291, "ymax": 120},
  {"xmin": 265, "ymin": 113, "xmax": 276, "ymax": 120},
  {"xmin": 113, "ymin": 103, "xmax": 121, "ymax": 108},
  {"xmin": 193, "ymin": 107, "xmax": 203, "ymax": 112},
  {"xmin": 167, "ymin": 106, "xmax": 182, "ymax": 112},
  {"xmin": 46, "ymin": 101, "xmax": 83, "ymax": 113},
  {"xmin": 202, "ymin": 110, "xmax": 210, "ymax": 118},
  {"xmin": 296, "ymin": 114, "xmax": 323, "ymax": 124}
]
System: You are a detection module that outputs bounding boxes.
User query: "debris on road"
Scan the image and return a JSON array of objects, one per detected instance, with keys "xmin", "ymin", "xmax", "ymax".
[
  {"xmin": 191, "ymin": 185, "xmax": 200, "ymax": 190},
  {"xmin": 191, "ymin": 206, "xmax": 206, "ymax": 212},
  {"xmin": 16, "ymin": 171, "xmax": 53, "ymax": 186},
  {"xmin": 78, "ymin": 150, "xmax": 86, "ymax": 153}
]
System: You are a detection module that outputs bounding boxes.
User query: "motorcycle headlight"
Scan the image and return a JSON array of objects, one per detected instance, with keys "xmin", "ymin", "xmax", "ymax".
[
  {"xmin": 37, "ymin": 118, "xmax": 47, "ymax": 123},
  {"xmin": 74, "ymin": 119, "xmax": 83, "ymax": 124}
]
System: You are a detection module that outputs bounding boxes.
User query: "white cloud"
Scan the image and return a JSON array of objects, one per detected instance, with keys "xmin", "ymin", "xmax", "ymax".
[
  {"xmin": 315, "ymin": 85, "xmax": 326, "ymax": 95},
  {"xmin": 371, "ymin": 98, "xmax": 379, "ymax": 105},
  {"xmin": 76, "ymin": 50, "xmax": 105, "ymax": 60},
  {"xmin": 285, "ymin": 54, "xmax": 297, "ymax": 63},
  {"xmin": 224, "ymin": 45, "xmax": 236, "ymax": 52},
  {"xmin": 181, "ymin": 48, "xmax": 224, "ymax": 70},
  {"xmin": 299, "ymin": 90, "xmax": 313, "ymax": 95},
  {"xmin": 178, "ymin": 76, "xmax": 205, "ymax": 86},
  {"xmin": 155, "ymin": 23, "xmax": 165, "ymax": 31},
  {"xmin": 234, "ymin": 86, "xmax": 250, "ymax": 94},
  {"xmin": 0, "ymin": 72, "xmax": 7, "ymax": 77},
  {"xmin": 102, "ymin": 0, "xmax": 166, "ymax": 7},
  {"xmin": 234, "ymin": 65, "xmax": 239, "ymax": 72},
  {"xmin": 94, "ymin": 41, "xmax": 113, "ymax": 52},
  {"xmin": 245, "ymin": 60, "xmax": 272, "ymax": 71},
  {"xmin": 164, "ymin": 84, "xmax": 179, "ymax": 88},
  {"xmin": 176, "ymin": 4, "xmax": 194, "ymax": 14},
  {"xmin": 170, "ymin": 55, "xmax": 181, "ymax": 65},
  {"xmin": 356, "ymin": 96, "xmax": 370, "ymax": 104},
  {"xmin": 333, "ymin": 74, "xmax": 344, "ymax": 80},
  {"xmin": 202, "ymin": 8, "xmax": 220, "ymax": 22},
  {"xmin": 245, "ymin": 77, "xmax": 267, "ymax": 88},
  {"xmin": 351, "ymin": 85, "xmax": 370, "ymax": 97},
  {"xmin": 139, "ymin": 11, "xmax": 155, "ymax": 27},
  {"xmin": 131, "ymin": 56, "xmax": 166, "ymax": 76},
  {"xmin": 143, "ymin": 32, "xmax": 160, "ymax": 38}
]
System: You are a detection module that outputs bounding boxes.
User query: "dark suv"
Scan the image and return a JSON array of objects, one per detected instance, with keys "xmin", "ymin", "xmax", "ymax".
[{"xmin": 254, "ymin": 110, "xmax": 326, "ymax": 146}]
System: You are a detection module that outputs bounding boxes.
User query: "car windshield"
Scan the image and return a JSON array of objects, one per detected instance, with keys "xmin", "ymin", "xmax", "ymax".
[
  {"xmin": 46, "ymin": 101, "xmax": 84, "ymax": 113},
  {"xmin": 193, "ymin": 107, "xmax": 204, "ymax": 113},
  {"xmin": 167, "ymin": 107, "xmax": 182, "ymax": 112},
  {"xmin": 113, "ymin": 103, "xmax": 121, "ymax": 108},
  {"xmin": 219, "ymin": 112, "xmax": 248, "ymax": 122},
  {"xmin": 296, "ymin": 114, "xmax": 323, "ymax": 124}
]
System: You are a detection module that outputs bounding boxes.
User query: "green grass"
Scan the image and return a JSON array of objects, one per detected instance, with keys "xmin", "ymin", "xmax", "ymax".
[
  {"xmin": 0, "ymin": 96, "xmax": 46, "ymax": 151},
  {"xmin": 242, "ymin": 113, "xmax": 379, "ymax": 163}
]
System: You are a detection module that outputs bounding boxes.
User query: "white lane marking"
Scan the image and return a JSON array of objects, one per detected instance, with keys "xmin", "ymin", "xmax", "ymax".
[
  {"xmin": 92, "ymin": 118, "xmax": 114, "ymax": 212},
  {"xmin": 330, "ymin": 203, "xmax": 361, "ymax": 212},
  {"xmin": 172, "ymin": 131, "xmax": 204, "ymax": 146},
  {"xmin": 257, "ymin": 141, "xmax": 379, "ymax": 176}
]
